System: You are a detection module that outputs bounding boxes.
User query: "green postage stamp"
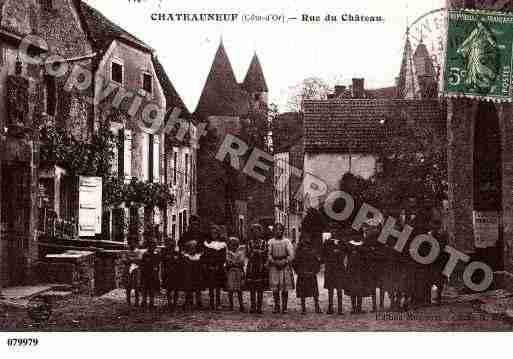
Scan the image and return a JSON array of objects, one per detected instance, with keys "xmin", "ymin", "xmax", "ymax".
[{"xmin": 443, "ymin": 9, "xmax": 513, "ymax": 102}]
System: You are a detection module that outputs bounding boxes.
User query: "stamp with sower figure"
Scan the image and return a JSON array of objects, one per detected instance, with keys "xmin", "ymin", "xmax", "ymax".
[{"xmin": 443, "ymin": 9, "xmax": 513, "ymax": 102}]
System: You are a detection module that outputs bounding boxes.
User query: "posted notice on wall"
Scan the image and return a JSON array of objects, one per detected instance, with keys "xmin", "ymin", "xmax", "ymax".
[
  {"xmin": 473, "ymin": 211, "xmax": 499, "ymax": 249},
  {"xmin": 79, "ymin": 176, "xmax": 102, "ymax": 237}
]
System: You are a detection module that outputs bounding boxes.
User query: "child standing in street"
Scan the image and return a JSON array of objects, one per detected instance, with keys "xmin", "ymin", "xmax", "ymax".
[
  {"xmin": 246, "ymin": 224, "xmax": 268, "ymax": 314},
  {"xmin": 124, "ymin": 240, "xmax": 143, "ymax": 306},
  {"xmin": 140, "ymin": 239, "xmax": 161, "ymax": 309},
  {"xmin": 268, "ymin": 223, "xmax": 295, "ymax": 314},
  {"xmin": 161, "ymin": 237, "xmax": 182, "ymax": 311},
  {"xmin": 322, "ymin": 236, "xmax": 347, "ymax": 315},
  {"xmin": 202, "ymin": 224, "xmax": 227, "ymax": 310},
  {"xmin": 293, "ymin": 234, "xmax": 322, "ymax": 315},
  {"xmin": 182, "ymin": 240, "xmax": 203, "ymax": 311},
  {"xmin": 225, "ymin": 237, "xmax": 245, "ymax": 312}
]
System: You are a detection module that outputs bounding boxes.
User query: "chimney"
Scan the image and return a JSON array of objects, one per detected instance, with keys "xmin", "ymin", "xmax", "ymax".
[{"xmin": 352, "ymin": 78, "xmax": 365, "ymax": 98}]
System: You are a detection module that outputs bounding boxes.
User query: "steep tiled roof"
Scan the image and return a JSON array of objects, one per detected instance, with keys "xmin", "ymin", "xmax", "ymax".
[
  {"xmin": 195, "ymin": 42, "xmax": 249, "ymax": 118},
  {"xmin": 152, "ymin": 55, "xmax": 191, "ymax": 118},
  {"xmin": 367, "ymin": 86, "xmax": 398, "ymax": 99},
  {"xmin": 397, "ymin": 35, "xmax": 421, "ymax": 99},
  {"xmin": 274, "ymin": 112, "xmax": 303, "ymax": 153},
  {"xmin": 242, "ymin": 53, "xmax": 268, "ymax": 93},
  {"xmin": 414, "ymin": 41, "xmax": 436, "ymax": 78},
  {"xmin": 79, "ymin": 1, "xmax": 152, "ymax": 52},
  {"xmin": 303, "ymin": 99, "xmax": 445, "ymax": 153}
]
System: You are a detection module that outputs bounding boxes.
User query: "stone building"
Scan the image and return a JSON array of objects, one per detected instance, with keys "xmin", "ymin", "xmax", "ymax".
[
  {"xmin": 273, "ymin": 112, "xmax": 304, "ymax": 242},
  {"xmin": 303, "ymin": 98, "xmax": 446, "ymax": 208},
  {"xmin": 152, "ymin": 55, "xmax": 197, "ymax": 242},
  {"xmin": 79, "ymin": 1, "xmax": 167, "ymax": 243},
  {"xmin": 195, "ymin": 41, "xmax": 273, "ymax": 239},
  {"xmin": 445, "ymin": 0, "xmax": 513, "ymax": 290},
  {"xmin": 0, "ymin": 0, "xmax": 192, "ymax": 291},
  {"xmin": 0, "ymin": 0, "xmax": 96, "ymax": 287}
]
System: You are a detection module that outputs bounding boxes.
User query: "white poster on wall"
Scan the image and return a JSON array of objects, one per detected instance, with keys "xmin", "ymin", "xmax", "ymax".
[
  {"xmin": 79, "ymin": 176, "xmax": 102, "ymax": 237},
  {"xmin": 473, "ymin": 211, "xmax": 499, "ymax": 249}
]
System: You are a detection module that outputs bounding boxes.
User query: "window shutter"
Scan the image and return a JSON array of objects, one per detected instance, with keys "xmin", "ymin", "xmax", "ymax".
[
  {"xmin": 142, "ymin": 133, "xmax": 149, "ymax": 181},
  {"xmin": 153, "ymin": 135, "xmax": 160, "ymax": 183},
  {"xmin": 124, "ymin": 130, "xmax": 132, "ymax": 180}
]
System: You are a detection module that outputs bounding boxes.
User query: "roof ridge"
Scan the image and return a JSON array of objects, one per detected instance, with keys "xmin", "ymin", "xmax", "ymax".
[{"xmin": 79, "ymin": 1, "xmax": 152, "ymax": 52}]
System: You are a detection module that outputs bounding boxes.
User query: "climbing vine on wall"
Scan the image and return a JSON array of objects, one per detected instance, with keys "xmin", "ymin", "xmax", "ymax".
[{"xmin": 39, "ymin": 120, "xmax": 117, "ymax": 177}]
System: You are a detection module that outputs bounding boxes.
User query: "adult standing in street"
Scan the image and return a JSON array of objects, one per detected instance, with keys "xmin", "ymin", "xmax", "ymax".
[{"xmin": 268, "ymin": 223, "xmax": 295, "ymax": 314}]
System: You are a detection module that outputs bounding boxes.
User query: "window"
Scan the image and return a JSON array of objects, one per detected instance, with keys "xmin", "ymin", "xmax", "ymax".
[
  {"xmin": 142, "ymin": 133, "xmax": 149, "ymax": 181},
  {"xmin": 173, "ymin": 151, "xmax": 178, "ymax": 185},
  {"xmin": 149, "ymin": 135, "xmax": 154, "ymax": 182},
  {"xmin": 178, "ymin": 212, "xmax": 183, "ymax": 239},
  {"xmin": 153, "ymin": 135, "xmax": 160, "ymax": 183},
  {"xmin": 142, "ymin": 72, "xmax": 152, "ymax": 94},
  {"xmin": 0, "ymin": 46, "xmax": 4, "ymax": 68},
  {"xmin": 45, "ymin": 75, "xmax": 57, "ymax": 116},
  {"xmin": 183, "ymin": 210, "xmax": 187, "ymax": 232},
  {"xmin": 111, "ymin": 61, "xmax": 123, "ymax": 84},
  {"xmin": 185, "ymin": 153, "xmax": 189, "ymax": 185},
  {"xmin": 123, "ymin": 130, "xmax": 132, "ymax": 179},
  {"xmin": 239, "ymin": 216, "xmax": 244, "ymax": 243},
  {"xmin": 41, "ymin": 0, "xmax": 57, "ymax": 11},
  {"xmin": 147, "ymin": 134, "xmax": 160, "ymax": 183},
  {"xmin": 172, "ymin": 214, "xmax": 176, "ymax": 241}
]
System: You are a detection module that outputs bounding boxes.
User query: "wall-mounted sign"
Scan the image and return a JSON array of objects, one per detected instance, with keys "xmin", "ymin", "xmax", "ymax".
[
  {"xmin": 78, "ymin": 176, "xmax": 102, "ymax": 237},
  {"xmin": 473, "ymin": 211, "xmax": 499, "ymax": 249}
]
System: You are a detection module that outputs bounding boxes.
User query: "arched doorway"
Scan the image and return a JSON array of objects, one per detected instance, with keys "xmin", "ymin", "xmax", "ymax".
[{"xmin": 473, "ymin": 102, "xmax": 503, "ymax": 271}]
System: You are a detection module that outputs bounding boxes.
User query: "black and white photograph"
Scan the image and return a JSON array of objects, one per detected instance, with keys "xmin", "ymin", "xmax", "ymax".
[{"xmin": 0, "ymin": 0, "xmax": 512, "ymax": 347}]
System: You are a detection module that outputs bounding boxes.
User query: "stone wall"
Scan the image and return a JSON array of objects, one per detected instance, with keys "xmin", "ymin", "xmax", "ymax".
[{"xmin": 44, "ymin": 251, "xmax": 96, "ymax": 295}]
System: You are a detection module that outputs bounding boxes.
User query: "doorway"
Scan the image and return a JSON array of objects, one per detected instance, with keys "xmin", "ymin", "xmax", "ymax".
[
  {"xmin": 473, "ymin": 102, "xmax": 503, "ymax": 271},
  {"xmin": 1, "ymin": 162, "xmax": 31, "ymax": 286}
]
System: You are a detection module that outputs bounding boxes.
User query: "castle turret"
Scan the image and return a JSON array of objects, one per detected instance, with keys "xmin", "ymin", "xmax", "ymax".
[
  {"xmin": 397, "ymin": 32, "xmax": 421, "ymax": 99},
  {"xmin": 195, "ymin": 40, "xmax": 248, "ymax": 118},
  {"xmin": 242, "ymin": 52, "xmax": 269, "ymax": 104}
]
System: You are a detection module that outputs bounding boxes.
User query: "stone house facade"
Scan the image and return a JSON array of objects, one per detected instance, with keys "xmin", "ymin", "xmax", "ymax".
[
  {"xmin": 0, "ymin": 0, "xmax": 193, "ymax": 290},
  {"xmin": 152, "ymin": 55, "xmax": 197, "ymax": 242},
  {"xmin": 78, "ymin": 1, "xmax": 167, "ymax": 243},
  {"xmin": 0, "ymin": 0, "xmax": 96, "ymax": 287}
]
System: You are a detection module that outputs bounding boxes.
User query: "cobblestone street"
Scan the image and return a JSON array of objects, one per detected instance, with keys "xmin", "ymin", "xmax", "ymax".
[{"xmin": 2, "ymin": 285, "xmax": 512, "ymax": 331}]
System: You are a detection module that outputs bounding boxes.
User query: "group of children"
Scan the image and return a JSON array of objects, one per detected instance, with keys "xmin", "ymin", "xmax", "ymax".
[{"xmin": 124, "ymin": 210, "xmax": 448, "ymax": 315}]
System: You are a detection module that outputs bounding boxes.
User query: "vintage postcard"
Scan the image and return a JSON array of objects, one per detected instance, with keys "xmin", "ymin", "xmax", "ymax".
[{"xmin": 1, "ymin": 0, "xmax": 513, "ymax": 350}]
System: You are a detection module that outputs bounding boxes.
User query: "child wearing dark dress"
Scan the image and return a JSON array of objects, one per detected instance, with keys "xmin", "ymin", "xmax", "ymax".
[
  {"xmin": 202, "ymin": 224, "xmax": 227, "ymax": 310},
  {"xmin": 161, "ymin": 237, "xmax": 182, "ymax": 311},
  {"xmin": 322, "ymin": 237, "xmax": 347, "ymax": 315},
  {"xmin": 293, "ymin": 234, "xmax": 321, "ymax": 315},
  {"xmin": 140, "ymin": 239, "xmax": 161, "ymax": 308},
  {"xmin": 182, "ymin": 239, "xmax": 203, "ymax": 311},
  {"xmin": 246, "ymin": 224, "xmax": 268, "ymax": 314}
]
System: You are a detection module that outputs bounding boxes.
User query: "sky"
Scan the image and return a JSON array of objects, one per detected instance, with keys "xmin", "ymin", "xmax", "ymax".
[{"xmin": 84, "ymin": 0, "xmax": 446, "ymax": 112}]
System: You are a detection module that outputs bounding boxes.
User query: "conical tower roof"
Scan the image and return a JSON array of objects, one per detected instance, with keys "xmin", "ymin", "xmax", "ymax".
[
  {"xmin": 413, "ymin": 41, "xmax": 436, "ymax": 78},
  {"xmin": 397, "ymin": 33, "xmax": 421, "ymax": 99},
  {"xmin": 195, "ymin": 41, "xmax": 248, "ymax": 118},
  {"xmin": 242, "ymin": 53, "xmax": 268, "ymax": 93}
]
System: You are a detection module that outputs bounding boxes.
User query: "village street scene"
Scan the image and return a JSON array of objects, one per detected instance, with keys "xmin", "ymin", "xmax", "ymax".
[{"xmin": 2, "ymin": 0, "xmax": 513, "ymax": 332}]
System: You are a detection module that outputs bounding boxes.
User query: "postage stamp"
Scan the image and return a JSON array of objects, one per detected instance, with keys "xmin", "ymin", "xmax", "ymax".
[{"xmin": 443, "ymin": 9, "xmax": 513, "ymax": 102}]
